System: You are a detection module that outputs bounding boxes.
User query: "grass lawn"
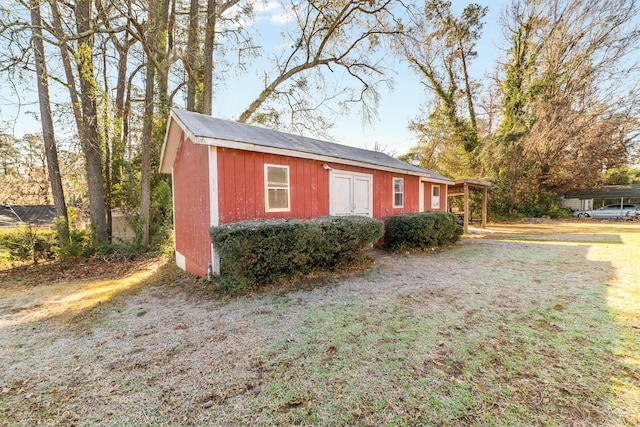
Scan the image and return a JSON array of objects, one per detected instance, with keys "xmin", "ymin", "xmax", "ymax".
[{"xmin": 0, "ymin": 221, "xmax": 639, "ymax": 426}]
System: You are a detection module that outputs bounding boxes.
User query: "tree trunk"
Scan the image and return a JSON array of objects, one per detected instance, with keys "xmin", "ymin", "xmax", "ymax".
[
  {"xmin": 139, "ymin": 0, "xmax": 159, "ymax": 248},
  {"xmin": 102, "ymin": 53, "xmax": 113, "ymax": 241},
  {"xmin": 140, "ymin": 63, "xmax": 154, "ymax": 248},
  {"xmin": 238, "ymin": 61, "xmax": 318, "ymax": 123},
  {"xmin": 157, "ymin": 0, "xmax": 171, "ymax": 113},
  {"xmin": 201, "ymin": 0, "xmax": 216, "ymax": 115},
  {"xmin": 111, "ymin": 40, "xmax": 130, "ymax": 214},
  {"xmin": 458, "ymin": 40, "xmax": 477, "ymax": 133},
  {"xmin": 29, "ymin": 0, "xmax": 70, "ymax": 246},
  {"xmin": 186, "ymin": 0, "xmax": 199, "ymax": 111},
  {"xmin": 75, "ymin": 0, "xmax": 108, "ymax": 244},
  {"xmin": 50, "ymin": 0, "xmax": 83, "ymax": 135}
]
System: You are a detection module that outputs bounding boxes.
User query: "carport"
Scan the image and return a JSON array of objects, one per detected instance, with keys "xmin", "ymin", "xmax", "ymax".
[
  {"xmin": 447, "ymin": 179, "xmax": 492, "ymax": 234},
  {"xmin": 564, "ymin": 184, "xmax": 640, "ymax": 209}
]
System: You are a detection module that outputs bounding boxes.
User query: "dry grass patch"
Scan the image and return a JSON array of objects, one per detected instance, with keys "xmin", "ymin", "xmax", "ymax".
[{"xmin": 1, "ymin": 222, "xmax": 639, "ymax": 426}]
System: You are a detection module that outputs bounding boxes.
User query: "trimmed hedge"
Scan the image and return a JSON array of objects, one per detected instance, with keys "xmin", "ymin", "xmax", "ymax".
[
  {"xmin": 210, "ymin": 216, "xmax": 384, "ymax": 286},
  {"xmin": 384, "ymin": 211, "xmax": 463, "ymax": 252}
]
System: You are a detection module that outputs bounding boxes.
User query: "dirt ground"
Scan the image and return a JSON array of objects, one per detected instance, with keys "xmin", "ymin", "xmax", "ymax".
[{"xmin": 1, "ymin": 221, "xmax": 639, "ymax": 426}]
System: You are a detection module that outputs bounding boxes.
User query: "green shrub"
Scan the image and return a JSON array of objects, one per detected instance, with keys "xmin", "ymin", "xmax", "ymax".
[
  {"xmin": 210, "ymin": 216, "xmax": 384, "ymax": 288},
  {"xmin": 0, "ymin": 227, "xmax": 57, "ymax": 264},
  {"xmin": 383, "ymin": 211, "xmax": 462, "ymax": 252},
  {"xmin": 53, "ymin": 215, "xmax": 95, "ymax": 259},
  {"xmin": 55, "ymin": 228, "xmax": 94, "ymax": 259}
]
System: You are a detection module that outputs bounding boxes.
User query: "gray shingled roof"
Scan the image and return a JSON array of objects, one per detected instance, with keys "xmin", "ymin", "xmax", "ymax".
[
  {"xmin": 0, "ymin": 205, "xmax": 57, "ymax": 227},
  {"xmin": 171, "ymin": 109, "xmax": 452, "ymax": 181}
]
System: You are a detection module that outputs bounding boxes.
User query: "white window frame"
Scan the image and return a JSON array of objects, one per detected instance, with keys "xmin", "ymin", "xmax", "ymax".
[
  {"xmin": 264, "ymin": 164, "xmax": 291, "ymax": 212},
  {"xmin": 431, "ymin": 184, "xmax": 441, "ymax": 209},
  {"xmin": 393, "ymin": 177, "xmax": 404, "ymax": 208}
]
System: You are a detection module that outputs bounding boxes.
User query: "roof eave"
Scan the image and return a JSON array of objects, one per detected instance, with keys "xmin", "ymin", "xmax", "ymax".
[
  {"xmin": 159, "ymin": 111, "xmax": 199, "ymax": 174},
  {"xmin": 421, "ymin": 176, "xmax": 455, "ymax": 185}
]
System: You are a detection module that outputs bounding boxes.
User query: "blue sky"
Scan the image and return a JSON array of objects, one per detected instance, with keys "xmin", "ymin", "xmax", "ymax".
[
  {"xmin": 210, "ymin": 0, "xmax": 508, "ymax": 154},
  {"xmin": 1, "ymin": 0, "xmax": 508, "ymax": 156}
]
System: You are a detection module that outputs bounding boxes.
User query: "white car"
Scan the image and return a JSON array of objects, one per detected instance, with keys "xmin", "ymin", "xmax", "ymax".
[{"xmin": 573, "ymin": 204, "xmax": 639, "ymax": 220}]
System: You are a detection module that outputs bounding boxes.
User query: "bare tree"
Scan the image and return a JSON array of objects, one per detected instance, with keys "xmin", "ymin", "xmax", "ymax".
[
  {"xmin": 75, "ymin": 0, "xmax": 108, "ymax": 243},
  {"xmin": 185, "ymin": 0, "xmax": 200, "ymax": 111},
  {"xmin": 237, "ymin": 0, "xmax": 402, "ymax": 135},
  {"xmin": 28, "ymin": 0, "xmax": 70, "ymax": 245},
  {"xmin": 139, "ymin": 0, "xmax": 161, "ymax": 248},
  {"xmin": 398, "ymin": 1, "xmax": 487, "ymax": 178},
  {"xmin": 181, "ymin": 0, "xmax": 243, "ymax": 114}
]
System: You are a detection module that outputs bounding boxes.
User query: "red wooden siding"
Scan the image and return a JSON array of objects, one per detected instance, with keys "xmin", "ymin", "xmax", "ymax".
[
  {"xmin": 423, "ymin": 182, "xmax": 447, "ymax": 213},
  {"xmin": 172, "ymin": 134, "xmax": 212, "ymax": 277},
  {"xmin": 216, "ymin": 147, "xmax": 424, "ymax": 224},
  {"xmin": 216, "ymin": 148, "xmax": 326, "ymax": 224}
]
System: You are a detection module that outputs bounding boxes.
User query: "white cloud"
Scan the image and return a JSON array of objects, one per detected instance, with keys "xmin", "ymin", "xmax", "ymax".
[
  {"xmin": 251, "ymin": 0, "xmax": 295, "ymax": 25},
  {"xmin": 253, "ymin": 1, "xmax": 281, "ymax": 15},
  {"xmin": 269, "ymin": 8, "xmax": 296, "ymax": 25}
]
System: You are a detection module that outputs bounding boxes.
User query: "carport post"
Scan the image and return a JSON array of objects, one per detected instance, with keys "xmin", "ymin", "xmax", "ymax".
[
  {"xmin": 482, "ymin": 187, "xmax": 488, "ymax": 228},
  {"xmin": 621, "ymin": 197, "xmax": 624, "ymax": 217},
  {"xmin": 463, "ymin": 182, "xmax": 469, "ymax": 234}
]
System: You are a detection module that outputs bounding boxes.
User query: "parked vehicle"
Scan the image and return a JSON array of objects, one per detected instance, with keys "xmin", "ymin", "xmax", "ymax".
[{"xmin": 572, "ymin": 204, "xmax": 639, "ymax": 220}]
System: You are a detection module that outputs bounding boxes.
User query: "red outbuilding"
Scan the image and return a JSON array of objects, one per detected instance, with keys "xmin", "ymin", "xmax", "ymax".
[{"xmin": 159, "ymin": 109, "xmax": 454, "ymax": 278}]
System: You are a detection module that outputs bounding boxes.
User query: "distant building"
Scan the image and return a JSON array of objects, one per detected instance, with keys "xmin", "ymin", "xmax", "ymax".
[
  {"xmin": 0, "ymin": 205, "xmax": 57, "ymax": 229},
  {"xmin": 563, "ymin": 184, "xmax": 640, "ymax": 210}
]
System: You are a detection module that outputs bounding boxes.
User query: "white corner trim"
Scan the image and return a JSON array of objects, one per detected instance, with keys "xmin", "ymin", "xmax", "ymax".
[
  {"xmin": 175, "ymin": 250, "xmax": 186, "ymax": 271},
  {"xmin": 209, "ymin": 147, "xmax": 219, "ymax": 227},
  {"xmin": 209, "ymin": 146, "xmax": 220, "ymax": 275},
  {"xmin": 171, "ymin": 168, "xmax": 177, "ymax": 252}
]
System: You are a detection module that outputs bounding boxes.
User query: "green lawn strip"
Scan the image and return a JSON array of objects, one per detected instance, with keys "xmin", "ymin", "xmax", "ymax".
[
  {"xmin": 497, "ymin": 237, "xmax": 623, "ymax": 245},
  {"xmin": 239, "ymin": 298, "xmax": 611, "ymax": 425}
]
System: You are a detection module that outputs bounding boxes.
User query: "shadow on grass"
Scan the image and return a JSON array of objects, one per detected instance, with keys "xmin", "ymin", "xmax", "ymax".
[{"xmin": 0, "ymin": 256, "xmax": 185, "ymax": 329}]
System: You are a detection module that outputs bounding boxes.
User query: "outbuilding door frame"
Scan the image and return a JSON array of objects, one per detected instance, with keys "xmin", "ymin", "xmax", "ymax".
[{"xmin": 329, "ymin": 169, "xmax": 373, "ymax": 217}]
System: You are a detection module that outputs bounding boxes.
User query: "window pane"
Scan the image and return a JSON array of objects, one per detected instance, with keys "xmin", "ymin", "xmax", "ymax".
[
  {"xmin": 267, "ymin": 166, "xmax": 288, "ymax": 186},
  {"xmin": 393, "ymin": 178, "xmax": 403, "ymax": 207},
  {"xmin": 268, "ymin": 189, "xmax": 289, "ymax": 209},
  {"xmin": 432, "ymin": 185, "xmax": 440, "ymax": 209},
  {"xmin": 394, "ymin": 179, "xmax": 403, "ymax": 193}
]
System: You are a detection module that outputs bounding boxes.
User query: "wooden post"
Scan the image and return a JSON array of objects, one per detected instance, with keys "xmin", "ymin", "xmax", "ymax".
[
  {"xmin": 620, "ymin": 197, "xmax": 624, "ymax": 217},
  {"xmin": 482, "ymin": 187, "xmax": 488, "ymax": 228},
  {"xmin": 463, "ymin": 182, "xmax": 469, "ymax": 234}
]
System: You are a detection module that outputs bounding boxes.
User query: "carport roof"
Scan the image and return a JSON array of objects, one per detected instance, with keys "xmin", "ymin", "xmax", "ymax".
[{"xmin": 564, "ymin": 184, "xmax": 640, "ymax": 200}]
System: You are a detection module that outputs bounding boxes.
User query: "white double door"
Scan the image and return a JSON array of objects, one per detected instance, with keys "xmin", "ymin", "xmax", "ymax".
[{"xmin": 329, "ymin": 170, "xmax": 373, "ymax": 217}]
